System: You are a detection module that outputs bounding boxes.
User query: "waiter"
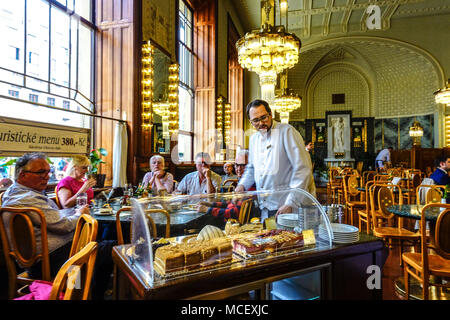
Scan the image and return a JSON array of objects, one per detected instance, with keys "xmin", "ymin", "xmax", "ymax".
[{"xmin": 235, "ymin": 99, "xmax": 315, "ymax": 220}]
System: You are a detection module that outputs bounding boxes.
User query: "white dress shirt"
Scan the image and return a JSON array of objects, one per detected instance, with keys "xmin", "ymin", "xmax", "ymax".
[{"xmin": 239, "ymin": 121, "xmax": 316, "ymax": 211}]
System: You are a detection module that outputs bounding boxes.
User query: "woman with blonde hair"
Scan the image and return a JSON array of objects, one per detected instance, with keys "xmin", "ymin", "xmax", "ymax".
[
  {"xmin": 142, "ymin": 155, "xmax": 174, "ymax": 195},
  {"xmin": 56, "ymin": 154, "xmax": 97, "ymax": 208}
]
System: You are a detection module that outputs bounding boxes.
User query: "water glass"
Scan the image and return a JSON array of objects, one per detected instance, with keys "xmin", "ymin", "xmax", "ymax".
[{"xmin": 76, "ymin": 192, "xmax": 88, "ymax": 209}]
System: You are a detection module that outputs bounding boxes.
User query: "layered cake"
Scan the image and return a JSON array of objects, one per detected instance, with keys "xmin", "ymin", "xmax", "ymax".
[
  {"xmin": 153, "ymin": 237, "xmax": 233, "ymax": 276},
  {"xmin": 153, "ymin": 245, "xmax": 185, "ymax": 275},
  {"xmin": 232, "ymin": 229, "xmax": 304, "ymax": 256}
]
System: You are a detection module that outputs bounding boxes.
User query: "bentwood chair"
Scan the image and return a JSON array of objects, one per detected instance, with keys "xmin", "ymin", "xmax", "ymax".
[
  {"xmin": 69, "ymin": 214, "xmax": 98, "ymax": 258},
  {"xmin": 416, "ymin": 185, "xmax": 445, "ymax": 206},
  {"xmin": 357, "ymin": 180, "xmax": 375, "ymax": 234},
  {"xmin": 219, "ymin": 179, "xmax": 239, "ymax": 193},
  {"xmin": 54, "ymin": 186, "xmax": 63, "ymax": 209},
  {"xmin": 238, "ymin": 199, "xmax": 253, "ymax": 225},
  {"xmin": 49, "ymin": 241, "xmax": 98, "ymax": 300},
  {"xmin": 343, "ymin": 174, "xmax": 365, "ymax": 226},
  {"xmin": 402, "ymin": 203, "xmax": 450, "ymax": 300},
  {"xmin": 370, "ymin": 185, "xmax": 420, "ymax": 265},
  {"xmin": 0, "ymin": 207, "xmax": 51, "ymax": 299}
]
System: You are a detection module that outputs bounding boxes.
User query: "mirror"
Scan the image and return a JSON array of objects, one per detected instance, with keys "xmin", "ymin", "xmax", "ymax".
[{"xmin": 151, "ymin": 45, "xmax": 171, "ymax": 154}]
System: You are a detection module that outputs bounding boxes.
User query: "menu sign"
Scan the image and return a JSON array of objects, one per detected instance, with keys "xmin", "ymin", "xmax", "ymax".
[{"xmin": 0, "ymin": 116, "xmax": 90, "ymax": 156}]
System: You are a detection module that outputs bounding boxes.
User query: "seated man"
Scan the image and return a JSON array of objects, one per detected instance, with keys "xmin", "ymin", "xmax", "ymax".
[
  {"xmin": 2, "ymin": 152, "xmax": 113, "ymax": 299},
  {"xmin": 429, "ymin": 155, "xmax": 450, "ymax": 203},
  {"xmin": 175, "ymin": 152, "xmax": 221, "ymax": 195},
  {"xmin": 221, "ymin": 162, "xmax": 237, "ymax": 184},
  {"xmin": 198, "ymin": 149, "xmax": 258, "ymax": 227}
]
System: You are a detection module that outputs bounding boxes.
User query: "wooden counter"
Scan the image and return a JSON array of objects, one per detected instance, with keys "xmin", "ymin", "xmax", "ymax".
[{"xmin": 112, "ymin": 233, "xmax": 388, "ymax": 300}]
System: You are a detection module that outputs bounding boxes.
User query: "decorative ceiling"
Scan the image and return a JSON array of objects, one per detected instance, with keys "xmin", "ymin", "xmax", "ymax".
[{"xmin": 231, "ymin": 0, "xmax": 450, "ymax": 38}]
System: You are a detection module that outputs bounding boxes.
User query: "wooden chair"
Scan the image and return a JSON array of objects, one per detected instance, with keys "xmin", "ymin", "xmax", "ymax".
[
  {"xmin": 405, "ymin": 173, "xmax": 422, "ymax": 204},
  {"xmin": 219, "ymin": 179, "xmax": 238, "ymax": 193},
  {"xmin": 356, "ymin": 161, "xmax": 363, "ymax": 174},
  {"xmin": 116, "ymin": 207, "xmax": 169, "ymax": 245},
  {"xmin": 370, "ymin": 186, "xmax": 420, "ymax": 265},
  {"xmin": 357, "ymin": 180, "xmax": 375, "ymax": 234},
  {"xmin": 416, "ymin": 185, "xmax": 445, "ymax": 206},
  {"xmin": 0, "ymin": 191, "xmax": 4, "ymax": 206},
  {"xmin": 0, "ymin": 207, "xmax": 51, "ymax": 299},
  {"xmin": 327, "ymin": 167, "xmax": 342, "ymax": 204},
  {"xmin": 238, "ymin": 198, "xmax": 253, "ymax": 224},
  {"xmin": 402, "ymin": 203, "xmax": 450, "ymax": 300},
  {"xmin": 49, "ymin": 241, "xmax": 98, "ymax": 300},
  {"xmin": 362, "ymin": 171, "xmax": 376, "ymax": 185},
  {"xmin": 173, "ymin": 180, "xmax": 179, "ymax": 192},
  {"xmin": 69, "ymin": 214, "xmax": 98, "ymax": 258},
  {"xmin": 343, "ymin": 174, "xmax": 365, "ymax": 226},
  {"xmin": 54, "ymin": 186, "xmax": 62, "ymax": 209}
]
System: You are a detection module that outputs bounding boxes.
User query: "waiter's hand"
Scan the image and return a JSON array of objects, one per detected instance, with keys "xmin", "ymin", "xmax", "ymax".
[
  {"xmin": 275, "ymin": 205, "xmax": 293, "ymax": 219},
  {"xmin": 234, "ymin": 184, "xmax": 245, "ymax": 193}
]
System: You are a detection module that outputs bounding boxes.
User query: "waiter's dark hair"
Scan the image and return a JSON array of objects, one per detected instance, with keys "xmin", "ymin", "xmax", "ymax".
[{"xmin": 245, "ymin": 99, "xmax": 272, "ymax": 119}]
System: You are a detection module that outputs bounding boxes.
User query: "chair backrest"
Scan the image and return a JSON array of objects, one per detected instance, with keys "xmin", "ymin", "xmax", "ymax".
[
  {"xmin": 410, "ymin": 173, "xmax": 422, "ymax": 191},
  {"xmin": 0, "ymin": 191, "xmax": 4, "ymax": 206},
  {"xmin": 219, "ymin": 179, "xmax": 238, "ymax": 193},
  {"xmin": 362, "ymin": 171, "xmax": 376, "ymax": 184},
  {"xmin": 0, "ymin": 207, "xmax": 51, "ymax": 299},
  {"xmin": 49, "ymin": 241, "xmax": 98, "ymax": 300},
  {"xmin": 356, "ymin": 161, "xmax": 363, "ymax": 174},
  {"xmin": 419, "ymin": 204, "xmax": 450, "ymax": 271},
  {"xmin": 145, "ymin": 209, "xmax": 170, "ymax": 238},
  {"xmin": 377, "ymin": 186, "xmax": 396, "ymax": 220},
  {"xmin": 116, "ymin": 207, "xmax": 132, "ymax": 245},
  {"xmin": 238, "ymin": 199, "xmax": 253, "ymax": 224},
  {"xmin": 369, "ymin": 183, "xmax": 390, "ymax": 228},
  {"xmin": 173, "ymin": 180, "xmax": 179, "ymax": 192},
  {"xmin": 54, "ymin": 186, "xmax": 62, "ymax": 209},
  {"xmin": 69, "ymin": 214, "xmax": 98, "ymax": 258}
]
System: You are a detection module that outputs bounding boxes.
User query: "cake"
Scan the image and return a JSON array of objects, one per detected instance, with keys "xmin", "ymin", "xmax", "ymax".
[
  {"xmin": 212, "ymin": 238, "xmax": 233, "ymax": 263},
  {"xmin": 153, "ymin": 245, "xmax": 185, "ymax": 275},
  {"xmin": 201, "ymin": 243, "xmax": 219, "ymax": 267},
  {"xmin": 180, "ymin": 243, "xmax": 202, "ymax": 271},
  {"xmin": 232, "ymin": 229, "xmax": 304, "ymax": 256}
]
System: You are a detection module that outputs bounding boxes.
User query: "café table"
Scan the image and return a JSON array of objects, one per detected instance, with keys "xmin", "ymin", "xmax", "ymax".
[{"xmin": 387, "ymin": 204, "xmax": 449, "ymax": 300}]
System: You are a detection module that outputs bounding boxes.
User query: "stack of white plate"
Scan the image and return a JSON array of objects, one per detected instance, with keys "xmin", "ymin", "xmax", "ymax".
[
  {"xmin": 277, "ymin": 214, "xmax": 299, "ymax": 231},
  {"xmin": 318, "ymin": 223, "xmax": 359, "ymax": 244}
]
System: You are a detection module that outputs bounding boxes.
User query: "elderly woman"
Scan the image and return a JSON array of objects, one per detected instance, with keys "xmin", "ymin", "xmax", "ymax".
[
  {"xmin": 56, "ymin": 155, "xmax": 97, "ymax": 208},
  {"xmin": 142, "ymin": 155, "xmax": 174, "ymax": 194}
]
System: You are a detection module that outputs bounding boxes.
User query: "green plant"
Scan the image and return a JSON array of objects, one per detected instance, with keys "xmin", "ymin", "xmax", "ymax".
[{"xmin": 89, "ymin": 148, "xmax": 108, "ymax": 174}]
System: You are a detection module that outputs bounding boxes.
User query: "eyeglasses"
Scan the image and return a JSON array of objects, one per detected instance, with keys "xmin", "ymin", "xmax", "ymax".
[
  {"xmin": 250, "ymin": 113, "xmax": 270, "ymax": 125},
  {"xmin": 234, "ymin": 163, "xmax": 246, "ymax": 168},
  {"xmin": 23, "ymin": 170, "xmax": 51, "ymax": 178}
]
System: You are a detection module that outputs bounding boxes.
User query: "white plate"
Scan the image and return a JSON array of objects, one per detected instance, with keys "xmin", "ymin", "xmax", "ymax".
[
  {"xmin": 94, "ymin": 209, "xmax": 114, "ymax": 216},
  {"xmin": 277, "ymin": 214, "xmax": 299, "ymax": 227},
  {"xmin": 319, "ymin": 223, "xmax": 358, "ymax": 234}
]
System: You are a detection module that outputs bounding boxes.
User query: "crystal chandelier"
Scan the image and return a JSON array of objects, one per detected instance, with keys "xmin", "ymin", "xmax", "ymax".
[
  {"xmin": 271, "ymin": 70, "xmax": 300, "ymax": 123},
  {"xmin": 434, "ymin": 79, "xmax": 450, "ymax": 105},
  {"xmin": 141, "ymin": 41, "xmax": 154, "ymax": 130},
  {"xmin": 236, "ymin": 0, "xmax": 300, "ymax": 103},
  {"xmin": 409, "ymin": 120, "xmax": 423, "ymax": 146}
]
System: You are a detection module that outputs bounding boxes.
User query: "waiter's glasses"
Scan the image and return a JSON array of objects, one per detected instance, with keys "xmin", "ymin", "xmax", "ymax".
[{"xmin": 250, "ymin": 113, "xmax": 270, "ymax": 125}]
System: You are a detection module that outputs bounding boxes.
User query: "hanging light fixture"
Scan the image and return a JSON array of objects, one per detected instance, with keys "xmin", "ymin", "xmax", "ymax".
[
  {"xmin": 272, "ymin": 71, "xmax": 301, "ymax": 123},
  {"xmin": 434, "ymin": 79, "xmax": 450, "ymax": 105},
  {"xmin": 236, "ymin": 0, "xmax": 300, "ymax": 103},
  {"xmin": 409, "ymin": 120, "xmax": 423, "ymax": 146}
]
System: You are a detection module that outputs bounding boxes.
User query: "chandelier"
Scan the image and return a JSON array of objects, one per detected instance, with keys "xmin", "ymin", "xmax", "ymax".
[
  {"xmin": 409, "ymin": 120, "xmax": 423, "ymax": 146},
  {"xmin": 236, "ymin": 0, "xmax": 300, "ymax": 103},
  {"xmin": 434, "ymin": 79, "xmax": 450, "ymax": 105},
  {"xmin": 141, "ymin": 42, "xmax": 154, "ymax": 130},
  {"xmin": 272, "ymin": 70, "xmax": 301, "ymax": 123}
]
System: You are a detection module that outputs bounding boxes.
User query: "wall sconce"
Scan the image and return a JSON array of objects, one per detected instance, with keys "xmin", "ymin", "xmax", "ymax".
[
  {"xmin": 216, "ymin": 96, "xmax": 232, "ymax": 147},
  {"xmin": 141, "ymin": 41, "xmax": 154, "ymax": 130},
  {"xmin": 409, "ymin": 120, "xmax": 423, "ymax": 146},
  {"xmin": 168, "ymin": 63, "xmax": 179, "ymax": 135}
]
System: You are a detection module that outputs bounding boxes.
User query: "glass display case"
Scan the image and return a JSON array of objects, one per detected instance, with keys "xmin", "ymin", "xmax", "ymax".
[{"xmin": 122, "ymin": 188, "xmax": 334, "ymax": 287}]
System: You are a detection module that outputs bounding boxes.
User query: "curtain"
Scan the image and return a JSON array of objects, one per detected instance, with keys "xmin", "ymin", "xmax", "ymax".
[{"xmin": 113, "ymin": 122, "xmax": 128, "ymax": 187}]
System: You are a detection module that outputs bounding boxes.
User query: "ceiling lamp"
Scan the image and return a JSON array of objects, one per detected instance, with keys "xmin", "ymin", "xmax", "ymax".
[
  {"xmin": 272, "ymin": 88, "xmax": 301, "ymax": 123},
  {"xmin": 236, "ymin": 0, "xmax": 300, "ymax": 103},
  {"xmin": 141, "ymin": 42, "xmax": 154, "ymax": 130},
  {"xmin": 409, "ymin": 120, "xmax": 423, "ymax": 146},
  {"xmin": 434, "ymin": 79, "xmax": 450, "ymax": 105}
]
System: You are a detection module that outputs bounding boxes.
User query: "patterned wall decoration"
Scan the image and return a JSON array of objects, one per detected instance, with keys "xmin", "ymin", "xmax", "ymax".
[{"xmin": 374, "ymin": 114, "xmax": 434, "ymax": 152}]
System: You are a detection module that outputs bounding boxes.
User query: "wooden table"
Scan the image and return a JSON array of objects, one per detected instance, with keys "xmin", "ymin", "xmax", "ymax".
[{"xmin": 112, "ymin": 233, "xmax": 388, "ymax": 300}]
